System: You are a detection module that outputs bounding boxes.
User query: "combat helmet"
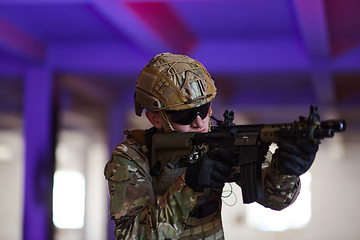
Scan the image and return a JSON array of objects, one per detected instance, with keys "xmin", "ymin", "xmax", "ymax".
[{"xmin": 134, "ymin": 52, "xmax": 217, "ymax": 131}]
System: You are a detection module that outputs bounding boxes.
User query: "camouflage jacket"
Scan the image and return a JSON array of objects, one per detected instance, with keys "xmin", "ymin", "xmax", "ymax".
[{"xmin": 104, "ymin": 129, "xmax": 300, "ymax": 239}]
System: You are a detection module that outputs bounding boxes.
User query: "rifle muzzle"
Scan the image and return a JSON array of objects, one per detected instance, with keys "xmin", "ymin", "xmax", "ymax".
[{"xmin": 321, "ymin": 120, "xmax": 347, "ymax": 132}]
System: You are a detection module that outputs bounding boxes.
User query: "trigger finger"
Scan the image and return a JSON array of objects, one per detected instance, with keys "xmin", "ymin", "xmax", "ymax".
[
  {"xmin": 213, "ymin": 148, "xmax": 238, "ymax": 166},
  {"xmin": 212, "ymin": 171, "xmax": 229, "ymax": 184},
  {"xmin": 214, "ymin": 162, "xmax": 233, "ymax": 176}
]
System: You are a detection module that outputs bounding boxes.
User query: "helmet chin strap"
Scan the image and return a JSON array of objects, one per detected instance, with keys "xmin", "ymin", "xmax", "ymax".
[
  {"xmin": 208, "ymin": 108, "xmax": 213, "ymax": 131},
  {"xmin": 159, "ymin": 110, "xmax": 175, "ymax": 132}
]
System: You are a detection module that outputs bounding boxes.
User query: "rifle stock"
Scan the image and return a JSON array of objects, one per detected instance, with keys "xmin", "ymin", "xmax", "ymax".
[{"xmin": 151, "ymin": 105, "xmax": 346, "ymax": 203}]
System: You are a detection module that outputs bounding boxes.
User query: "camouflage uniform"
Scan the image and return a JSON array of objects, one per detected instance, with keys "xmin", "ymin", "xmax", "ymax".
[{"xmin": 104, "ymin": 129, "xmax": 300, "ymax": 240}]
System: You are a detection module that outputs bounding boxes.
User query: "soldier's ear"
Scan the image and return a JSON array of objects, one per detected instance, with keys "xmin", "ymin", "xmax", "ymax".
[{"xmin": 145, "ymin": 111, "xmax": 165, "ymax": 129}]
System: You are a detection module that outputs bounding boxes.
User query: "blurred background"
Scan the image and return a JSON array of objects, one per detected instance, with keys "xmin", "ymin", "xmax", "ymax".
[{"xmin": 0, "ymin": 0, "xmax": 359, "ymax": 240}]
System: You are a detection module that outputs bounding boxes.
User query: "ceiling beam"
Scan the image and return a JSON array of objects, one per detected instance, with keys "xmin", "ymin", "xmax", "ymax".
[
  {"xmin": 91, "ymin": 0, "xmax": 171, "ymax": 55},
  {"xmin": 291, "ymin": 0, "xmax": 338, "ymax": 113},
  {"xmin": 124, "ymin": 1, "xmax": 197, "ymax": 55},
  {"xmin": 325, "ymin": 0, "xmax": 360, "ymax": 57},
  {"xmin": 0, "ymin": 15, "xmax": 45, "ymax": 62},
  {"xmin": 60, "ymin": 74, "xmax": 122, "ymax": 107},
  {"xmin": 292, "ymin": 0, "xmax": 330, "ymax": 59},
  {"xmin": 0, "ymin": 0, "xmax": 87, "ymax": 3}
]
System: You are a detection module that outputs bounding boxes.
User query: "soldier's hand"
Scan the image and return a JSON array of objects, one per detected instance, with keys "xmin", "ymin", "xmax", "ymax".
[
  {"xmin": 276, "ymin": 139, "xmax": 319, "ymax": 176},
  {"xmin": 185, "ymin": 148, "xmax": 238, "ymax": 192}
]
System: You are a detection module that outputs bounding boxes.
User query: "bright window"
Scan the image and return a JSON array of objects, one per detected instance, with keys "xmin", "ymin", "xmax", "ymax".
[
  {"xmin": 53, "ymin": 170, "xmax": 85, "ymax": 229},
  {"xmin": 246, "ymin": 172, "xmax": 312, "ymax": 231}
]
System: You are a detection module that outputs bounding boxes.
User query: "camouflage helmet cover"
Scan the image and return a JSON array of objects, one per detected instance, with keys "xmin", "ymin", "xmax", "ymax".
[{"xmin": 135, "ymin": 53, "xmax": 217, "ymax": 116}]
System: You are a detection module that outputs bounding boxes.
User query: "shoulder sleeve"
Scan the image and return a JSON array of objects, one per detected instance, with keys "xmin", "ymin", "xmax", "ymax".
[
  {"xmin": 104, "ymin": 139, "xmax": 201, "ymax": 239},
  {"xmin": 256, "ymin": 151, "xmax": 301, "ymax": 210}
]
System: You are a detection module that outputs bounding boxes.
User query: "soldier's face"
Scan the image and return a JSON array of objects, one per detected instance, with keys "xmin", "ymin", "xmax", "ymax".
[
  {"xmin": 146, "ymin": 109, "xmax": 210, "ymax": 133},
  {"xmin": 170, "ymin": 114, "xmax": 210, "ymax": 133}
]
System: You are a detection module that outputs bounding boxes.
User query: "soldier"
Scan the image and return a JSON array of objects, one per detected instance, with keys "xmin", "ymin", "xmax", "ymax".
[{"xmin": 104, "ymin": 53, "xmax": 318, "ymax": 239}]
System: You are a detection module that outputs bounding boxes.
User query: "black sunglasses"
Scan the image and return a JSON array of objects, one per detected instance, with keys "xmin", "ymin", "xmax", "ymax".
[{"xmin": 166, "ymin": 102, "xmax": 211, "ymax": 125}]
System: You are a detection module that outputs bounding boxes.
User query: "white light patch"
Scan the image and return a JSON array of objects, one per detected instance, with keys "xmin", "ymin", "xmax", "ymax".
[
  {"xmin": 53, "ymin": 170, "xmax": 85, "ymax": 229},
  {"xmin": 0, "ymin": 144, "xmax": 13, "ymax": 162},
  {"xmin": 246, "ymin": 172, "xmax": 312, "ymax": 231}
]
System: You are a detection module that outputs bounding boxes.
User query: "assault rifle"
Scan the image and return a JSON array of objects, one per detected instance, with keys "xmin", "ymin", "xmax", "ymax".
[{"xmin": 150, "ymin": 105, "xmax": 346, "ymax": 203}]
